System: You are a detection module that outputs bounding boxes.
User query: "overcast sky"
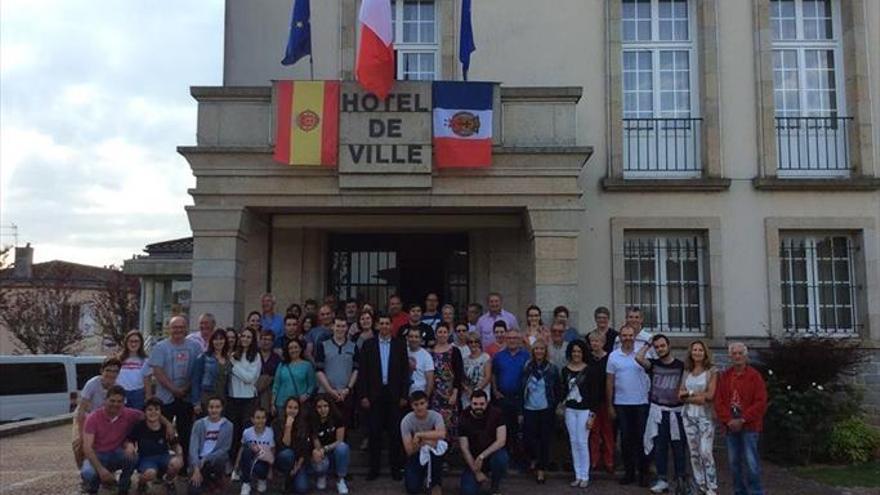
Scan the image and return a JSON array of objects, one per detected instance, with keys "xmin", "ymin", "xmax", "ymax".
[{"xmin": 1, "ymin": 0, "xmax": 224, "ymax": 266}]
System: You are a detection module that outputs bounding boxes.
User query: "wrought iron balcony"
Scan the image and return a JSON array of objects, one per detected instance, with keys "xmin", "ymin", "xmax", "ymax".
[
  {"xmin": 775, "ymin": 116, "xmax": 853, "ymax": 176},
  {"xmin": 623, "ymin": 117, "xmax": 702, "ymax": 176}
]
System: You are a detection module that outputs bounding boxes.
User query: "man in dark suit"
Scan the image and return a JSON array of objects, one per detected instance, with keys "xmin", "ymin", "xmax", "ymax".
[{"xmin": 358, "ymin": 312, "xmax": 412, "ymax": 481}]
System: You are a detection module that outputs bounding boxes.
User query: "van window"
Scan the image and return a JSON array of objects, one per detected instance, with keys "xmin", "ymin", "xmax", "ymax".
[
  {"xmin": 0, "ymin": 363, "xmax": 68, "ymax": 395},
  {"xmin": 76, "ymin": 363, "xmax": 103, "ymax": 390}
]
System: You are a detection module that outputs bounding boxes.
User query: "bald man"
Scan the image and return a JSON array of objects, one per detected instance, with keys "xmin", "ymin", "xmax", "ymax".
[{"xmin": 149, "ymin": 315, "xmax": 201, "ymax": 466}]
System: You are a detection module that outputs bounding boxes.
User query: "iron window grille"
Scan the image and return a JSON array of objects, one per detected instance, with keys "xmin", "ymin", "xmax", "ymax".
[
  {"xmin": 780, "ymin": 234, "xmax": 860, "ymax": 335},
  {"xmin": 624, "ymin": 233, "xmax": 709, "ymax": 334}
]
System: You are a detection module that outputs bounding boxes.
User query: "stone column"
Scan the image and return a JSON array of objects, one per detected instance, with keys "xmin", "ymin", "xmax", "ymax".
[
  {"xmin": 527, "ymin": 207, "xmax": 581, "ymax": 330},
  {"xmin": 142, "ymin": 279, "xmax": 155, "ymax": 335},
  {"xmin": 187, "ymin": 206, "xmax": 255, "ymax": 331}
]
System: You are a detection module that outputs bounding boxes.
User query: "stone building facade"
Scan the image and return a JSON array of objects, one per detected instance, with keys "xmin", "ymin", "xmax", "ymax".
[{"xmin": 179, "ymin": 1, "xmax": 879, "ymax": 411}]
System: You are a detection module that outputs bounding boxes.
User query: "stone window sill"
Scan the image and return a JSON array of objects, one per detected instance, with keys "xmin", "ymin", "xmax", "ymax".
[
  {"xmin": 601, "ymin": 177, "xmax": 731, "ymax": 192},
  {"xmin": 752, "ymin": 176, "xmax": 880, "ymax": 191}
]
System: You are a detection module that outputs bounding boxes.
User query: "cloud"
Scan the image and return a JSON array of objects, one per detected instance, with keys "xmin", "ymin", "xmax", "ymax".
[{"xmin": 0, "ymin": 0, "xmax": 223, "ymax": 265}]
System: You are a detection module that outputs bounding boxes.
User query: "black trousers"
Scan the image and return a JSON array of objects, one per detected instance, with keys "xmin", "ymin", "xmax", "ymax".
[
  {"xmin": 367, "ymin": 386, "xmax": 406, "ymax": 476},
  {"xmin": 616, "ymin": 404, "xmax": 650, "ymax": 478},
  {"xmin": 523, "ymin": 407, "xmax": 555, "ymax": 470},
  {"xmin": 226, "ymin": 397, "xmax": 256, "ymax": 462},
  {"xmin": 161, "ymin": 399, "xmax": 193, "ymax": 466}
]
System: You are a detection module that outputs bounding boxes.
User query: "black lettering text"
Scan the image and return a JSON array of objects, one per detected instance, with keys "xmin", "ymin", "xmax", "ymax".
[
  {"xmin": 369, "ymin": 119, "xmax": 386, "ymax": 137},
  {"xmin": 348, "ymin": 144, "xmax": 366, "ymax": 163},
  {"xmin": 362, "ymin": 94, "xmax": 379, "ymax": 112},
  {"xmin": 341, "ymin": 93, "xmax": 359, "ymax": 112},
  {"xmin": 387, "ymin": 119, "xmax": 402, "ymax": 138},
  {"xmin": 408, "ymin": 145, "xmax": 422, "ymax": 164}
]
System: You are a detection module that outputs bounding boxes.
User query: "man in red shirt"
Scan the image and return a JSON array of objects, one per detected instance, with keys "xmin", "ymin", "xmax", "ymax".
[
  {"xmin": 714, "ymin": 342, "xmax": 767, "ymax": 495},
  {"xmin": 80, "ymin": 385, "xmax": 144, "ymax": 494},
  {"xmin": 387, "ymin": 294, "xmax": 409, "ymax": 337}
]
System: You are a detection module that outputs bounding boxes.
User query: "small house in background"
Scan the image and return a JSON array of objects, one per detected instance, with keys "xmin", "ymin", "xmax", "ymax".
[
  {"xmin": 0, "ymin": 244, "xmax": 136, "ymax": 355},
  {"xmin": 123, "ymin": 237, "xmax": 192, "ymax": 338}
]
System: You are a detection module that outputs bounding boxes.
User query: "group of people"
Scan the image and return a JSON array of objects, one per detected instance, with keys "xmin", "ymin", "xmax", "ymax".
[{"xmin": 72, "ymin": 291, "xmax": 769, "ymax": 495}]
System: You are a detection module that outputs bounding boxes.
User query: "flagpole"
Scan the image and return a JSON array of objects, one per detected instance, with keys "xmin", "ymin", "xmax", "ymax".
[{"xmin": 309, "ymin": 54, "xmax": 314, "ymax": 80}]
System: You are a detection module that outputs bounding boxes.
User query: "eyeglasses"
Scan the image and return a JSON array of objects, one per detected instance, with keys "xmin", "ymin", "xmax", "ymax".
[{"xmin": 467, "ymin": 340, "xmax": 480, "ymax": 344}]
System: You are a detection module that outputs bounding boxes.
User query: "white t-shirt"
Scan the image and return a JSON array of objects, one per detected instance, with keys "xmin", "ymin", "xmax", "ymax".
[
  {"xmin": 407, "ymin": 348, "xmax": 435, "ymax": 394},
  {"xmin": 117, "ymin": 357, "xmax": 152, "ymax": 391},
  {"xmin": 80, "ymin": 375, "xmax": 110, "ymax": 410},
  {"xmin": 201, "ymin": 419, "xmax": 223, "ymax": 458},
  {"xmin": 606, "ymin": 348, "xmax": 650, "ymax": 405},
  {"xmin": 242, "ymin": 425, "xmax": 275, "ymax": 462}
]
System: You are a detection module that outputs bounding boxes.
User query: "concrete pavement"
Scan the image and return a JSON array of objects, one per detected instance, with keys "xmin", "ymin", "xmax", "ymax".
[{"xmin": 0, "ymin": 424, "xmax": 842, "ymax": 495}]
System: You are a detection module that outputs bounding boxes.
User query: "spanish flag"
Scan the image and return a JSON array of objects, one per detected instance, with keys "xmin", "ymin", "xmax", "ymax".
[{"xmin": 274, "ymin": 80, "xmax": 340, "ymax": 166}]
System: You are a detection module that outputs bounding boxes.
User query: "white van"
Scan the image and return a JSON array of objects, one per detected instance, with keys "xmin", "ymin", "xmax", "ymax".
[{"xmin": 0, "ymin": 354, "xmax": 105, "ymax": 422}]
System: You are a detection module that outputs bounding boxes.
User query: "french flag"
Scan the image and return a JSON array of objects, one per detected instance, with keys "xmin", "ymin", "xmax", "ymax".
[
  {"xmin": 356, "ymin": 0, "xmax": 394, "ymax": 99},
  {"xmin": 432, "ymin": 81, "xmax": 493, "ymax": 168}
]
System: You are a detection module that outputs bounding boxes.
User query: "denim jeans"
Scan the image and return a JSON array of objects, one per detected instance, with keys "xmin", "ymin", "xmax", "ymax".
[
  {"xmin": 654, "ymin": 410, "xmax": 687, "ymax": 482},
  {"xmin": 460, "ymin": 448, "xmax": 509, "ymax": 495},
  {"xmin": 80, "ymin": 448, "xmax": 136, "ymax": 494},
  {"xmin": 404, "ymin": 452, "xmax": 444, "ymax": 494},
  {"xmin": 239, "ymin": 447, "xmax": 270, "ymax": 483},
  {"xmin": 124, "ymin": 388, "xmax": 145, "ymax": 410},
  {"xmin": 275, "ymin": 447, "xmax": 309, "ymax": 494},
  {"xmin": 616, "ymin": 404, "xmax": 649, "ymax": 478},
  {"xmin": 726, "ymin": 431, "xmax": 764, "ymax": 495},
  {"xmin": 312, "ymin": 442, "xmax": 351, "ymax": 478}
]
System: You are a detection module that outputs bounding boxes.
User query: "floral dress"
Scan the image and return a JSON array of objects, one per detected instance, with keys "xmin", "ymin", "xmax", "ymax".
[{"xmin": 430, "ymin": 347, "xmax": 463, "ymax": 440}]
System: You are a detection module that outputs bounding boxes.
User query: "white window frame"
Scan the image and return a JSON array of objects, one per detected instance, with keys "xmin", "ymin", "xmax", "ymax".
[
  {"xmin": 779, "ymin": 233, "xmax": 859, "ymax": 335},
  {"xmin": 621, "ymin": 0, "xmax": 701, "ymax": 178},
  {"xmin": 392, "ymin": 0, "xmax": 440, "ymax": 81},
  {"xmin": 770, "ymin": 0, "xmax": 848, "ymax": 176},
  {"xmin": 623, "ymin": 232, "xmax": 709, "ymax": 335}
]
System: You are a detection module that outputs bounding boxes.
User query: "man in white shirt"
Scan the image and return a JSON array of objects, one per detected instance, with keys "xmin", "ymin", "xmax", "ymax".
[
  {"xmin": 606, "ymin": 325, "xmax": 651, "ymax": 487},
  {"xmin": 186, "ymin": 313, "xmax": 216, "ymax": 353},
  {"xmin": 406, "ymin": 329, "xmax": 435, "ymax": 398}
]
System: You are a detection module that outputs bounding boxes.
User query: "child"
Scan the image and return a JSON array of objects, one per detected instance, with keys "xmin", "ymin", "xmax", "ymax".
[
  {"xmin": 129, "ymin": 397, "xmax": 184, "ymax": 493},
  {"xmin": 189, "ymin": 397, "xmax": 233, "ymax": 494},
  {"xmin": 237, "ymin": 408, "xmax": 275, "ymax": 495}
]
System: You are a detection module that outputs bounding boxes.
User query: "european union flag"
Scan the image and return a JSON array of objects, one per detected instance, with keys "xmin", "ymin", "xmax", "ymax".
[
  {"xmin": 459, "ymin": 0, "xmax": 476, "ymax": 80},
  {"xmin": 282, "ymin": 0, "xmax": 311, "ymax": 66}
]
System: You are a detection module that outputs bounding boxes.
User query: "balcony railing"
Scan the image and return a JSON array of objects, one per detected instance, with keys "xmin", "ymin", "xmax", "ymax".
[
  {"xmin": 775, "ymin": 116, "xmax": 853, "ymax": 176},
  {"xmin": 623, "ymin": 117, "xmax": 702, "ymax": 176}
]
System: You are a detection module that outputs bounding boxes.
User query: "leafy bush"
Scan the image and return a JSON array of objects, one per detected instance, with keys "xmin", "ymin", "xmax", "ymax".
[
  {"xmin": 756, "ymin": 335, "xmax": 868, "ymax": 465},
  {"xmin": 827, "ymin": 417, "xmax": 880, "ymax": 464}
]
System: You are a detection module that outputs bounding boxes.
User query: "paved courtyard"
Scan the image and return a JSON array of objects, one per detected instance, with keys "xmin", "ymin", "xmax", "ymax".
[{"xmin": 0, "ymin": 424, "xmax": 844, "ymax": 495}]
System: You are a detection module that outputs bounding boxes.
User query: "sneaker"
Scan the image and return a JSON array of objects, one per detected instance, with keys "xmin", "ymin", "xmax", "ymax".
[
  {"xmin": 240, "ymin": 482, "xmax": 252, "ymax": 495},
  {"xmin": 336, "ymin": 479, "xmax": 349, "ymax": 494},
  {"xmin": 650, "ymin": 479, "xmax": 670, "ymax": 493},
  {"xmin": 578, "ymin": 480, "xmax": 590, "ymax": 488},
  {"xmin": 256, "ymin": 479, "xmax": 268, "ymax": 493},
  {"xmin": 317, "ymin": 475, "xmax": 327, "ymax": 490},
  {"xmin": 570, "ymin": 479, "xmax": 581, "ymax": 487}
]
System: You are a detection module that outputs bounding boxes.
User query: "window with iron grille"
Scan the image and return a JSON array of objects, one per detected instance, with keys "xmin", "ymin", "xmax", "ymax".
[
  {"xmin": 624, "ymin": 233, "xmax": 709, "ymax": 334},
  {"xmin": 779, "ymin": 234, "xmax": 859, "ymax": 335},
  {"xmin": 770, "ymin": 0, "xmax": 850, "ymax": 175},
  {"xmin": 392, "ymin": 0, "xmax": 438, "ymax": 80},
  {"xmin": 621, "ymin": 0, "xmax": 701, "ymax": 176}
]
